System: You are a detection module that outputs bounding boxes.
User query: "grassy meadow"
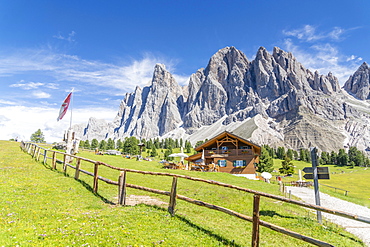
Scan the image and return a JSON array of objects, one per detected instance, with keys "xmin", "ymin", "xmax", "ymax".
[
  {"xmin": 0, "ymin": 140, "xmax": 366, "ymax": 246},
  {"xmin": 271, "ymin": 159, "xmax": 370, "ymax": 208}
]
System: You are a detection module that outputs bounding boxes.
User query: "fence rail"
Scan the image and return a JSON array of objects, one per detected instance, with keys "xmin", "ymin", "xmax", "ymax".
[
  {"xmin": 20, "ymin": 142, "xmax": 370, "ymax": 247},
  {"xmin": 320, "ymin": 183, "xmax": 350, "ymax": 196}
]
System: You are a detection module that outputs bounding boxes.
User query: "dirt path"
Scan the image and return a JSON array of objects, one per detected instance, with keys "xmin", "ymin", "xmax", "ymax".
[{"xmin": 287, "ymin": 186, "xmax": 370, "ymax": 246}]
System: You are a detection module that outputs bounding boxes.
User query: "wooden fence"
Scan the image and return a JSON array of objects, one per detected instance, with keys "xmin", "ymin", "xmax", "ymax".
[
  {"xmin": 20, "ymin": 142, "xmax": 370, "ymax": 247},
  {"xmin": 319, "ymin": 183, "xmax": 350, "ymax": 196}
]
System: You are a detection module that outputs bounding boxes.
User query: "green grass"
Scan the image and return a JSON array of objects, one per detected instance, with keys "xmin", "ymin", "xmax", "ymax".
[
  {"xmin": 271, "ymin": 158, "xmax": 370, "ymax": 208},
  {"xmin": 0, "ymin": 141, "xmax": 365, "ymax": 246}
]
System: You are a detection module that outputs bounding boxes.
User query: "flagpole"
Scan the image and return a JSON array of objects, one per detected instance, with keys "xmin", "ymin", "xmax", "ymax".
[{"xmin": 69, "ymin": 88, "xmax": 74, "ymax": 129}]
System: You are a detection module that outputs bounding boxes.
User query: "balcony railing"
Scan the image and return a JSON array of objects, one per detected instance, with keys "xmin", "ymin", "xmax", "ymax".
[{"xmin": 206, "ymin": 149, "xmax": 254, "ymax": 156}]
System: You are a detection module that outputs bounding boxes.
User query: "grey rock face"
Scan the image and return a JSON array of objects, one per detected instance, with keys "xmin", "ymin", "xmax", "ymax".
[
  {"xmin": 79, "ymin": 117, "xmax": 115, "ymax": 141},
  {"xmin": 112, "ymin": 64, "xmax": 184, "ymax": 139},
  {"xmin": 343, "ymin": 62, "xmax": 370, "ymax": 100},
  {"xmin": 73, "ymin": 46, "xmax": 370, "ymax": 154}
]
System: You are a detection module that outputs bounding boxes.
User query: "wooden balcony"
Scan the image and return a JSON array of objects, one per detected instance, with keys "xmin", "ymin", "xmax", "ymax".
[{"xmin": 205, "ymin": 149, "xmax": 254, "ymax": 157}]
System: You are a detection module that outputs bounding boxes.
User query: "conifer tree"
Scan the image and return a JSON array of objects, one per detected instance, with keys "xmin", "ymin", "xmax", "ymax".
[
  {"xmin": 107, "ymin": 138, "xmax": 115, "ymax": 150},
  {"xmin": 84, "ymin": 140, "xmax": 90, "ymax": 149},
  {"xmin": 279, "ymin": 155, "xmax": 294, "ymax": 175},
  {"xmin": 30, "ymin": 129, "xmax": 45, "ymax": 143},
  {"xmin": 257, "ymin": 147, "xmax": 274, "ymax": 173},
  {"xmin": 91, "ymin": 139, "xmax": 99, "ymax": 149},
  {"xmin": 150, "ymin": 146, "xmax": 157, "ymax": 157},
  {"xmin": 99, "ymin": 140, "xmax": 107, "ymax": 151},
  {"xmin": 116, "ymin": 139, "xmax": 123, "ymax": 150}
]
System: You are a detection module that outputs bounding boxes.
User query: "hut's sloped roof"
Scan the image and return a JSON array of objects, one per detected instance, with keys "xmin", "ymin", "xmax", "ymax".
[{"xmin": 194, "ymin": 131, "xmax": 261, "ymax": 152}]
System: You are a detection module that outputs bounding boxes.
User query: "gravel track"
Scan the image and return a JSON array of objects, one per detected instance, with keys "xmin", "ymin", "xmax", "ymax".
[{"xmin": 287, "ymin": 186, "xmax": 370, "ymax": 246}]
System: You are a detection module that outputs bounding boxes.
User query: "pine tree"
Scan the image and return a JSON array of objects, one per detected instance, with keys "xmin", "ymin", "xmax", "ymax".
[
  {"xmin": 276, "ymin": 147, "xmax": 285, "ymax": 159},
  {"xmin": 185, "ymin": 140, "xmax": 192, "ymax": 153},
  {"xmin": 150, "ymin": 146, "xmax": 157, "ymax": 157},
  {"xmin": 286, "ymin": 149, "xmax": 293, "ymax": 160},
  {"xmin": 179, "ymin": 138, "xmax": 183, "ymax": 148},
  {"xmin": 257, "ymin": 148, "xmax": 274, "ymax": 173},
  {"xmin": 99, "ymin": 140, "xmax": 107, "ymax": 151},
  {"xmin": 91, "ymin": 139, "xmax": 99, "ymax": 149},
  {"xmin": 319, "ymin": 151, "xmax": 329, "ymax": 165},
  {"xmin": 330, "ymin": 151, "xmax": 337, "ymax": 165},
  {"xmin": 79, "ymin": 140, "xmax": 85, "ymax": 148},
  {"xmin": 293, "ymin": 150, "xmax": 299, "ymax": 160},
  {"xmin": 337, "ymin": 149, "xmax": 349, "ymax": 166},
  {"xmin": 84, "ymin": 140, "xmax": 90, "ymax": 149},
  {"xmin": 279, "ymin": 155, "xmax": 295, "ymax": 175},
  {"xmin": 30, "ymin": 129, "xmax": 45, "ymax": 143},
  {"xmin": 107, "ymin": 138, "xmax": 115, "ymax": 150},
  {"xmin": 116, "ymin": 139, "xmax": 123, "ymax": 150},
  {"xmin": 348, "ymin": 146, "xmax": 365, "ymax": 167}
]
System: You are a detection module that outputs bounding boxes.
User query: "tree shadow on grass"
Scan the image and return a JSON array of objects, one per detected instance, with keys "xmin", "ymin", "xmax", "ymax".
[
  {"xmin": 146, "ymin": 205, "xmax": 243, "ymax": 247},
  {"xmin": 259, "ymin": 210, "xmax": 297, "ymax": 219},
  {"xmin": 40, "ymin": 160, "xmax": 115, "ymax": 205},
  {"xmin": 74, "ymin": 178, "xmax": 115, "ymax": 205}
]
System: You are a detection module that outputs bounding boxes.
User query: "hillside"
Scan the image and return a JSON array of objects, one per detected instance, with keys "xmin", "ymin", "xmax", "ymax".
[{"xmin": 0, "ymin": 141, "xmax": 365, "ymax": 246}]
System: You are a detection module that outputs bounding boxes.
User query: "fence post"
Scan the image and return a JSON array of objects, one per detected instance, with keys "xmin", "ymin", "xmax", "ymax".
[
  {"xmin": 74, "ymin": 158, "xmax": 81, "ymax": 179},
  {"xmin": 43, "ymin": 150, "xmax": 47, "ymax": 164},
  {"xmin": 118, "ymin": 171, "xmax": 127, "ymax": 206},
  {"xmin": 63, "ymin": 154, "xmax": 67, "ymax": 173},
  {"xmin": 52, "ymin": 152, "xmax": 57, "ymax": 169},
  {"xmin": 252, "ymin": 194, "xmax": 260, "ymax": 247},
  {"xmin": 93, "ymin": 162, "xmax": 99, "ymax": 193},
  {"xmin": 36, "ymin": 147, "xmax": 41, "ymax": 161},
  {"xmin": 32, "ymin": 145, "xmax": 37, "ymax": 158},
  {"xmin": 168, "ymin": 176, "xmax": 178, "ymax": 216}
]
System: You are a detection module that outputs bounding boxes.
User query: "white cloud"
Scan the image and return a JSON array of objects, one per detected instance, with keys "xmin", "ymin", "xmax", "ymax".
[
  {"xmin": 0, "ymin": 105, "xmax": 116, "ymax": 143},
  {"xmin": 283, "ymin": 25, "xmax": 347, "ymax": 42},
  {"xmin": 282, "ymin": 26, "xmax": 363, "ymax": 85},
  {"xmin": 0, "ymin": 49, "xmax": 189, "ymax": 93},
  {"xmin": 33, "ymin": 91, "xmax": 51, "ymax": 99},
  {"xmin": 328, "ymin": 27, "xmax": 345, "ymax": 40},
  {"xmin": 10, "ymin": 81, "xmax": 44, "ymax": 89},
  {"xmin": 173, "ymin": 74, "xmax": 190, "ymax": 86},
  {"xmin": 53, "ymin": 31, "xmax": 76, "ymax": 42},
  {"xmin": 346, "ymin": 55, "xmax": 363, "ymax": 62},
  {"xmin": 0, "ymin": 99, "xmax": 17, "ymax": 105},
  {"xmin": 39, "ymin": 101, "xmax": 57, "ymax": 106}
]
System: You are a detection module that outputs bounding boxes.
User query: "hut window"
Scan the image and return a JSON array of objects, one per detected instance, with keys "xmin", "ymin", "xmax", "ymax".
[
  {"xmin": 218, "ymin": 159, "xmax": 227, "ymax": 167},
  {"xmin": 233, "ymin": 160, "xmax": 246, "ymax": 167}
]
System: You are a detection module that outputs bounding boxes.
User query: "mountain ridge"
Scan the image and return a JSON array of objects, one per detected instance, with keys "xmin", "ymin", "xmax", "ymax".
[{"xmin": 73, "ymin": 46, "xmax": 370, "ymax": 154}]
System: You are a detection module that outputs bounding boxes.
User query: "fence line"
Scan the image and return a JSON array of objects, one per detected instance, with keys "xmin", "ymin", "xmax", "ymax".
[
  {"xmin": 20, "ymin": 142, "xmax": 370, "ymax": 247},
  {"xmin": 320, "ymin": 183, "xmax": 350, "ymax": 196}
]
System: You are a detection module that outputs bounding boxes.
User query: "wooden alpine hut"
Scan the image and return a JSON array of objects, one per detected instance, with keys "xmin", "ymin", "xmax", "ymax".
[{"xmin": 185, "ymin": 131, "xmax": 261, "ymax": 178}]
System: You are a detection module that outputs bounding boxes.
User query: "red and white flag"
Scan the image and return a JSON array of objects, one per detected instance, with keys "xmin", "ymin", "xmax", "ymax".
[{"xmin": 57, "ymin": 92, "xmax": 72, "ymax": 121}]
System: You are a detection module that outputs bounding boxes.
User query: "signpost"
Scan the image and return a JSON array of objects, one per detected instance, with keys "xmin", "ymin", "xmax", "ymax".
[
  {"xmin": 302, "ymin": 167, "xmax": 330, "ymax": 180},
  {"xmin": 303, "ymin": 147, "xmax": 332, "ymax": 224},
  {"xmin": 303, "ymin": 173, "xmax": 330, "ymax": 180}
]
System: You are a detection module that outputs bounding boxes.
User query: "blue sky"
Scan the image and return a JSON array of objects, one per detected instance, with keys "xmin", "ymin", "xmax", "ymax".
[{"xmin": 0, "ymin": 0, "xmax": 369, "ymax": 142}]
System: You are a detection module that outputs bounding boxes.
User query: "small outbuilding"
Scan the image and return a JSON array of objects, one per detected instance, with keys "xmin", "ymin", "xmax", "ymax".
[{"xmin": 185, "ymin": 131, "xmax": 261, "ymax": 176}]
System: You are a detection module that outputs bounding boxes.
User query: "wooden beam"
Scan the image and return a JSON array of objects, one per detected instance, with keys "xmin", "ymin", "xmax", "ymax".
[
  {"xmin": 74, "ymin": 158, "xmax": 81, "ymax": 179},
  {"xmin": 168, "ymin": 176, "xmax": 178, "ymax": 216},
  {"xmin": 93, "ymin": 162, "xmax": 99, "ymax": 193},
  {"xmin": 118, "ymin": 171, "xmax": 127, "ymax": 206},
  {"xmin": 52, "ymin": 152, "xmax": 57, "ymax": 169},
  {"xmin": 252, "ymin": 195, "xmax": 261, "ymax": 247}
]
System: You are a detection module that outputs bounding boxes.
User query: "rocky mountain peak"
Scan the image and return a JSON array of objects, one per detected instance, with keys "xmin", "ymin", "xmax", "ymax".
[
  {"xmin": 205, "ymin": 46, "xmax": 250, "ymax": 78},
  {"xmin": 360, "ymin": 61, "xmax": 369, "ymax": 70},
  {"xmin": 343, "ymin": 62, "xmax": 370, "ymax": 100},
  {"xmin": 73, "ymin": 46, "xmax": 370, "ymax": 155}
]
